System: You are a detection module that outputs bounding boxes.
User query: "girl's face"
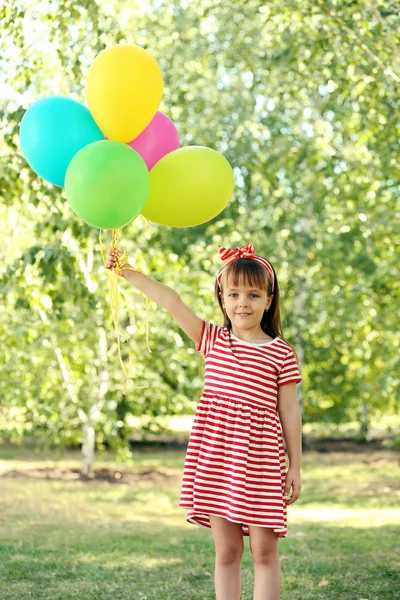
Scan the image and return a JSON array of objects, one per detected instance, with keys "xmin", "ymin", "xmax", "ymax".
[{"xmin": 220, "ymin": 275, "xmax": 273, "ymax": 331}]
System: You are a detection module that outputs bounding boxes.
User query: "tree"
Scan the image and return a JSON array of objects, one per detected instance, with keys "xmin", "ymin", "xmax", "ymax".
[{"xmin": 1, "ymin": 0, "xmax": 398, "ymax": 469}]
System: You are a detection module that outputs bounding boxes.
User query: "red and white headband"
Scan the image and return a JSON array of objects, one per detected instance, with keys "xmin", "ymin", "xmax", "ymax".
[{"xmin": 216, "ymin": 243, "xmax": 275, "ymax": 293}]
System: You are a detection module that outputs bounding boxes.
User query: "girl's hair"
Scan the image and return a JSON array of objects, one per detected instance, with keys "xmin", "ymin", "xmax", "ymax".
[{"xmin": 214, "ymin": 258, "xmax": 295, "ymax": 356}]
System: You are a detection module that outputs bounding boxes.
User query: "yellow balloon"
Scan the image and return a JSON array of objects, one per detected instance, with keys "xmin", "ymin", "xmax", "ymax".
[
  {"xmin": 141, "ymin": 146, "xmax": 235, "ymax": 227},
  {"xmin": 86, "ymin": 45, "xmax": 163, "ymax": 143}
]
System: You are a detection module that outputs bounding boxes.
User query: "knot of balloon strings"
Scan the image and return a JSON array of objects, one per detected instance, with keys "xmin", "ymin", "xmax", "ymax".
[{"xmin": 99, "ymin": 227, "xmax": 152, "ymax": 394}]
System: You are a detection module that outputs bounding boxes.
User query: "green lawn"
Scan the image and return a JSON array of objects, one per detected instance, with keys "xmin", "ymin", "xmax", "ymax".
[{"xmin": 0, "ymin": 445, "xmax": 399, "ymax": 599}]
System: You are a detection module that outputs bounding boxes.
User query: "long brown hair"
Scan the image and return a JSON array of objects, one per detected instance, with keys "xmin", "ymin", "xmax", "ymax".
[{"xmin": 214, "ymin": 258, "xmax": 294, "ymax": 356}]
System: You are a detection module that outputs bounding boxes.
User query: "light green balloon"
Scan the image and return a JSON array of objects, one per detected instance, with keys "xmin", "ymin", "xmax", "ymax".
[
  {"xmin": 141, "ymin": 146, "xmax": 234, "ymax": 227},
  {"xmin": 65, "ymin": 140, "xmax": 150, "ymax": 230}
]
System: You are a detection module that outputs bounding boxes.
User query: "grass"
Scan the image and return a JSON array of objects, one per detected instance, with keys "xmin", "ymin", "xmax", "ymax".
[{"xmin": 0, "ymin": 444, "xmax": 399, "ymax": 599}]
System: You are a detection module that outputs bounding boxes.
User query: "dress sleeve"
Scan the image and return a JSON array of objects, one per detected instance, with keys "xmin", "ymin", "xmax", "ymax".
[
  {"xmin": 195, "ymin": 320, "xmax": 221, "ymax": 357},
  {"xmin": 277, "ymin": 349, "xmax": 302, "ymax": 387}
]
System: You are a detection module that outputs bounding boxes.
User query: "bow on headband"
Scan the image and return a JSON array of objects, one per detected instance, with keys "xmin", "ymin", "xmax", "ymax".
[{"xmin": 217, "ymin": 243, "xmax": 275, "ymax": 292}]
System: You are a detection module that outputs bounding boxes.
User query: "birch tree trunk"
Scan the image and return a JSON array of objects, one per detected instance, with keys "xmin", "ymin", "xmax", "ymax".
[
  {"xmin": 81, "ymin": 326, "xmax": 109, "ymax": 477},
  {"xmin": 40, "ymin": 307, "xmax": 109, "ymax": 476},
  {"xmin": 74, "ymin": 244, "xmax": 110, "ymax": 477},
  {"xmin": 359, "ymin": 398, "xmax": 369, "ymax": 439},
  {"xmin": 65, "ymin": 240, "xmax": 110, "ymax": 476}
]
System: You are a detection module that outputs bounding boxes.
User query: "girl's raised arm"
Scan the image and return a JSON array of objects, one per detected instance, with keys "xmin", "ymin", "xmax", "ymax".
[
  {"xmin": 105, "ymin": 248, "xmax": 203, "ymax": 345},
  {"xmin": 166, "ymin": 294, "xmax": 203, "ymax": 344}
]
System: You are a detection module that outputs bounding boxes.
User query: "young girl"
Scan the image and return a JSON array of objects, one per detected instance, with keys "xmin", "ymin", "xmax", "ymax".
[{"xmin": 106, "ymin": 242, "xmax": 303, "ymax": 600}]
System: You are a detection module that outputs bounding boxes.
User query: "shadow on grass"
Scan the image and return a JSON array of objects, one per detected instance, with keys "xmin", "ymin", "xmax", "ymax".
[{"xmin": 2, "ymin": 461, "xmax": 399, "ymax": 512}]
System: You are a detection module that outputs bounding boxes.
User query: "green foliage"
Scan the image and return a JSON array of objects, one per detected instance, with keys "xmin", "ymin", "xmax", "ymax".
[{"xmin": 0, "ymin": 0, "xmax": 399, "ymax": 448}]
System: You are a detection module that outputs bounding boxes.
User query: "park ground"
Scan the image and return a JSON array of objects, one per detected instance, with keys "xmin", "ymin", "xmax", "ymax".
[{"xmin": 0, "ymin": 426, "xmax": 399, "ymax": 600}]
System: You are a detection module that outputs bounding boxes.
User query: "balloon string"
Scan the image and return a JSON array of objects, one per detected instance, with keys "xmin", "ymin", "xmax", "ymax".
[
  {"xmin": 139, "ymin": 216, "xmax": 152, "ymax": 351},
  {"xmin": 110, "ymin": 229, "xmax": 152, "ymax": 355},
  {"xmin": 142, "ymin": 214, "xmax": 153, "ymax": 234},
  {"xmin": 99, "ymin": 228, "xmax": 152, "ymax": 394}
]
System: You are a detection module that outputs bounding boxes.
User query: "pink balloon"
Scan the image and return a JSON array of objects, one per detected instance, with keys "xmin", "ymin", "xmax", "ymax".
[{"xmin": 127, "ymin": 111, "xmax": 180, "ymax": 170}]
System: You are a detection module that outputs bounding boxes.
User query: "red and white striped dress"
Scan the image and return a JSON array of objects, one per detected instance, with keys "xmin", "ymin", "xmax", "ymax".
[{"xmin": 179, "ymin": 320, "xmax": 302, "ymax": 538}]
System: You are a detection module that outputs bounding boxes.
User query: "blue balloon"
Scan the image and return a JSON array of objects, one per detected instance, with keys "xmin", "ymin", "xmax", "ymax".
[{"xmin": 19, "ymin": 96, "xmax": 104, "ymax": 187}]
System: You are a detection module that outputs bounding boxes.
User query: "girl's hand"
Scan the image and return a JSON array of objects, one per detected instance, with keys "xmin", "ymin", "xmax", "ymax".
[
  {"xmin": 105, "ymin": 247, "xmax": 132, "ymax": 278},
  {"xmin": 284, "ymin": 466, "xmax": 302, "ymax": 505}
]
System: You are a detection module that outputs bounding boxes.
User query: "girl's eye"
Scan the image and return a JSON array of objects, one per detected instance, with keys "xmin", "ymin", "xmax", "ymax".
[{"xmin": 229, "ymin": 293, "xmax": 259, "ymax": 298}]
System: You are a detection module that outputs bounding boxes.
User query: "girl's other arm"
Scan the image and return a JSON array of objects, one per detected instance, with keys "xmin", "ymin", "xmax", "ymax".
[
  {"xmin": 277, "ymin": 383, "xmax": 302, "ymax": 469},
  {"xmin": 106, "ymin": 249, "xmax": 203, "ymax": 344},
  {"xmin": 277, "ymin": 383, "xmax": 303, "ymax": 505}
]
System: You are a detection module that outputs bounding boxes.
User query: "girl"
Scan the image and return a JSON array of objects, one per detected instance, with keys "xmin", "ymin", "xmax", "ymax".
[{"xmin": 105, "ymin": 242, "xmax": 303, "ymax": 600}]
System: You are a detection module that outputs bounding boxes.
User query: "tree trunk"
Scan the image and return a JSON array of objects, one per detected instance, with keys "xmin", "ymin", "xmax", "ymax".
[
  {"xmin": 81, "ymin": 326, "xmax": 109, "ymax": 477},
  {"xmin": 66, "ymin": 242, "xmax": 110, "ymax": 476},
  {"xmin": 359, "ymin": 400, "xmax": 369, "ymax": 439}
]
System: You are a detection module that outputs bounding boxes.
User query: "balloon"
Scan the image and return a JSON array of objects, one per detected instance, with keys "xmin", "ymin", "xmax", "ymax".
[
  {"xmin": 86, "ymin": 44, "xmax": 163, "ymax": 143},
  {"xmin": 19, "ymin": 96, "xmax": 103, "ymax": 187},
  {"xmin": 141, "ymin": 146, "xmax": 235, "ymax": 227},
  {"xmin": 127, "ymin": 111, "xmax": 180, "ymax": 170},
  {"xmin": 65, "ymin": 140, "xmax": 150, "ymax": 230}
]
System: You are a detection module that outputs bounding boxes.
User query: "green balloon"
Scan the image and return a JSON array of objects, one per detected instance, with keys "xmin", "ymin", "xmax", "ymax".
[{"xmin": 65, "ymin": 140, "xmax": 150, "ymax": 229}]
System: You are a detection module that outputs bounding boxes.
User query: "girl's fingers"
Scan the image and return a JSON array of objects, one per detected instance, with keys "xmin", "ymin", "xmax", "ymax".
[
  {"xmin": 105, "ymin": 255, "xmax": 116, "ymax": 268},
  {"xmin": 109, "ymin": 248, "xmax": 123, "ymax": 257},
  {"xmin": 283, "ymin": 477, "xmax": 302, "ymax": 505},
  {"xmin": 105, "ymin": 248, "xmax": 127, "ymax": 272},
  {"xmin": 286, "ymin": 493, "xmax": 299, "ymax": 505},
  {"xmin": 285, "ymin": 482, "xmax": 301, "ymax": 505},
  {"xmin": 105, "ymin": 248, "xmax": 125, "ymax": 270}
]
